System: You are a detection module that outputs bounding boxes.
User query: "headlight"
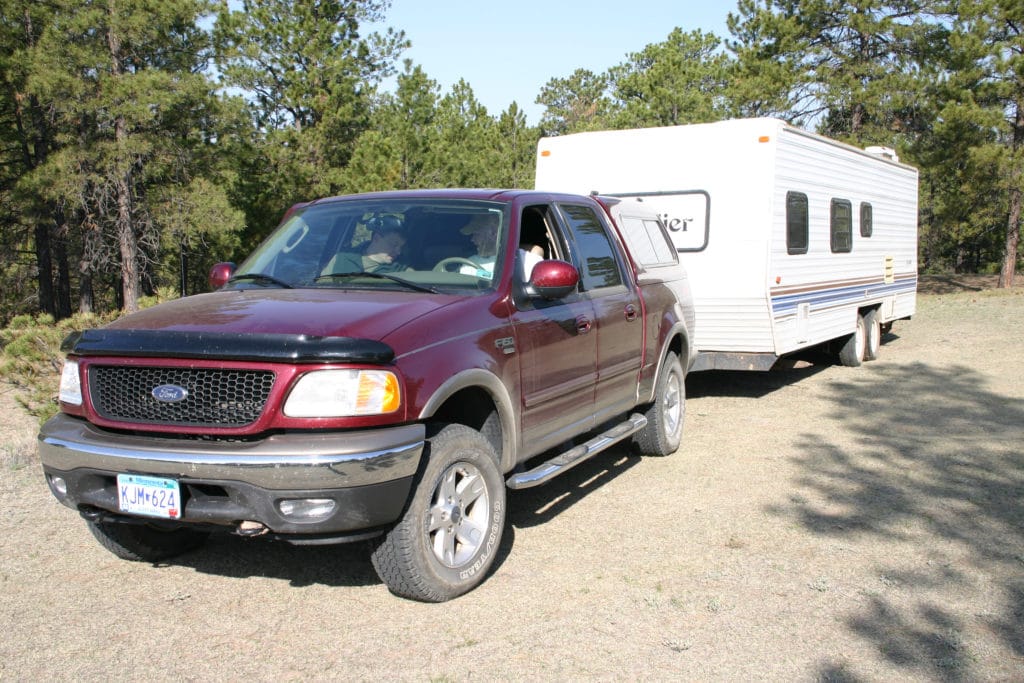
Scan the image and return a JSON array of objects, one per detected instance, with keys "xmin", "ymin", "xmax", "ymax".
[
  {"xmin": 284, "ymin": 369, "xmax": 401, "ymax": 417},
  {"xmin": 59, "ymin": 359, "xmax": 82, "ymax": 405}
]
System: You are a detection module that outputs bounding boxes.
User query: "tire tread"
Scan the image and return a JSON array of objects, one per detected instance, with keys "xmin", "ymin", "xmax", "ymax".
[{"xmin": 370, "ymin": 424, "xmax": 505, "ymax": 602}]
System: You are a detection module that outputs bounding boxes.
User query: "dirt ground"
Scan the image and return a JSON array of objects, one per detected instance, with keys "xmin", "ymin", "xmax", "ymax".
[{"xmin": 1, "ymin": 278, "xmax": 1022, "ymax": 681}]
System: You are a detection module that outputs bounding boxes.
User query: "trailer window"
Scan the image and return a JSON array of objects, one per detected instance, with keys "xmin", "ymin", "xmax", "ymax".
[
  {"xmin": 860, "ymin": 202, "xmax": 873, "ymax": 237},
  {"xmin": 786, "ymin": 192, "xmax": 808, "ymax": 255},
  {"xmin": 831, "ymin": 199, "xmax": 853, "ymax": 253}
]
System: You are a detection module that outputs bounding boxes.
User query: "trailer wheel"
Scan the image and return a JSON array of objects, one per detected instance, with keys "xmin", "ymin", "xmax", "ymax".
[
  {"xmin": 370, "ymin": 424, "xmax": 506, "ymax": 602},
  {"xmin": 634, "ymin": 351, "xmax": 685, "ymax": 456},
  {"xmin": 838, "ymin": 314, "xmax": 866, "ymax": 367},
  {"xmin": 863, "ymin": 309, "xmax": 882, "ymax": 361}
]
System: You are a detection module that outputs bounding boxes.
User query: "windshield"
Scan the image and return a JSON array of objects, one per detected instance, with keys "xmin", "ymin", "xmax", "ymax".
[{"xmin": 232, "ymin": 198, "xmax": 511, "ymax": 293}]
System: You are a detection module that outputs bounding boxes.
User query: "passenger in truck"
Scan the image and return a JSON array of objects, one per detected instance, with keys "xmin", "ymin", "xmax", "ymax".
[{"xmin": 458, "ymin": 213, "xmax": 544, "ymax": 281}]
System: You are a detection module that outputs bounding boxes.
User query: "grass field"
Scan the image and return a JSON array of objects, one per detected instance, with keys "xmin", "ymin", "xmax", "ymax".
[{"xmin": 2, "ymin": 281, "xmax": 1022, "ymax": 680}]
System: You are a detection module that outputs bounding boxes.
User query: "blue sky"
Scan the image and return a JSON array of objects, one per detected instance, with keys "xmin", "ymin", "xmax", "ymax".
[{"xmin": 370, "ymin": 0, "xmax": 735, "ymax": 124}]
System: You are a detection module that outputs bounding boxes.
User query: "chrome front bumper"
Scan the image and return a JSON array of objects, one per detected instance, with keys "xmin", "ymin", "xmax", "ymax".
[
  {"xmin": 39, "ymin": 413, "xmax": 424, "ymax": 490},
  {"xmin": 38, "ymin": 414, "xmax": 426, "ymax": 536}
]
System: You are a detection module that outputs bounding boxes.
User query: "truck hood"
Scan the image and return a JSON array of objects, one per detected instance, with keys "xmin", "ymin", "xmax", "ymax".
[{"xmin": 105, "ymin": 289, "xmax": 460, "ymax": 341}]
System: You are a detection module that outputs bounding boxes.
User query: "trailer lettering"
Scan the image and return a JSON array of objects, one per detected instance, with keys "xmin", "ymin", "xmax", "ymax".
[{"xmin": 663, "ymin": 214, "xmax": 689, "ymax": 232}]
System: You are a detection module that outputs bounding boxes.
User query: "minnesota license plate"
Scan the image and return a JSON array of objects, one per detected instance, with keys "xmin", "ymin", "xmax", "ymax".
[{"xmin": 117, "ymin": 474, "xmax": 181, "ymax": 519}]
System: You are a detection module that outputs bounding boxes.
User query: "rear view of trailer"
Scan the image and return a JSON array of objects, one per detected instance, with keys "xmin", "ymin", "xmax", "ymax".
[{"xmin": 535, "ymin": 118, "xmax": 919, "ymax": 371}]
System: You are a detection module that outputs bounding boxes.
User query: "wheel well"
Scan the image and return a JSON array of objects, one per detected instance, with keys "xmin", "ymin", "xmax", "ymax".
[
  {"xmin": 666, "ymin": 332, "xmax": 688, "ymax": 372},
  {"xmin": 426, "ymin": 387, "xmax": 503, "ymax": 459},
  {"xmin": 668, "ymin": 333, "xmax": 685, "ymax": 362}
]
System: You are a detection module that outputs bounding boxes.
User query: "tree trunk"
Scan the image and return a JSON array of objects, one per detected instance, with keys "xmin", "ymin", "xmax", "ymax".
[
  {"xmin": 114, "ymin": 165, "xmax": 140, "ymax": 312},
  {"xmin": 999, "ymin": 188, "xmax": 1021, "ymax": 288},
  {"xmin": 54, "ymin": 227, "xmax": 72, "ymax": 319},
  {"xmin": 33, "ymin": 222, "xmax": 56, "ymax": 318},
  {"xmin": 79, "ymin": 269, "xmax": 94, "ymax": 314},
  {"xmin": 107, "ymin": 1, "xmax": 140, "ymax": 312},
  {"xmin": 12, "ymin": 8, "xmax": 59, "ymax": 317},
  {"xmin": 998, "ymin": 99, "xmax": 1023, "ymax": 289}
]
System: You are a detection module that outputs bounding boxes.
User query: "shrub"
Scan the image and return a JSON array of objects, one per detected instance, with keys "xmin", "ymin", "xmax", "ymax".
[{"xmin": 0, "ymin": 311, "xmax": 118, "ymax": 423}]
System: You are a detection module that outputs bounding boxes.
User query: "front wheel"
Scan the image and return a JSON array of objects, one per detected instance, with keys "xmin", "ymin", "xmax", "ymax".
[
  {"xmin": 634, "ymin": 351, "xmax": 685, "ymax": 456},
  {"xmin": 371, "ymin": 424, "xmax": 506, "ymax": 602},
  {"xmin": 87, "ymin": 520, "xmax": 208, "ymax": 562}
]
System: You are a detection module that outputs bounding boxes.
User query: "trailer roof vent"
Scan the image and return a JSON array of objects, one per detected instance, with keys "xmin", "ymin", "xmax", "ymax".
[{"xmin": 864, "ymin": 145, "xmax": 899, "ymax": 162}]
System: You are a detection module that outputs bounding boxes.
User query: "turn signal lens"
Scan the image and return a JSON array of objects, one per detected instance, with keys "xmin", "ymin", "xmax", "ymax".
[{"xmin": 284, "ymin": 369, "xmax": 401, "ymax": 417}]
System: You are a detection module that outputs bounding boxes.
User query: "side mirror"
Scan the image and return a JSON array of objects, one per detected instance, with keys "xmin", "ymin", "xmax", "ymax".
[
  {"xmin": 529, "ymin": 260, "xmax": 579, "ymax": 300},
  {"xmin": 208, "ymin": 262, "xmax": 236, "ymax": 290}
]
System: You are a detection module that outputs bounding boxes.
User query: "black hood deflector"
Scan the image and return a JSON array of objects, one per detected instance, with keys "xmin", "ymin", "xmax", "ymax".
[{"xmin": 62, "ymin": 329, "xmax": 395, "ymax": 364}]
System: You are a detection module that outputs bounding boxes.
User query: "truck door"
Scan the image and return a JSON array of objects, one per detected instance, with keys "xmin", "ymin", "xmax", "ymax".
[
  {"xmin": 510, "ymin": 204, "xmax": 599, "ymax": 454},
  {"xmin": 556, "ymin": 201, "xmax": 645, "ymax": 424}
]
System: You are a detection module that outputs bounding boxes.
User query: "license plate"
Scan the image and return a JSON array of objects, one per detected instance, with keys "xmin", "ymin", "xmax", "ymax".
[{"xmin": 117, "ymin": 474, "xmax": 181, "ymax": 520}]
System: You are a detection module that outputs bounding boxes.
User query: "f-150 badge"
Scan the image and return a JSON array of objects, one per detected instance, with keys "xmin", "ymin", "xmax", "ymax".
[{"xmin": 494, "ymin": 337, "xmax": 515, "ymax": 355}]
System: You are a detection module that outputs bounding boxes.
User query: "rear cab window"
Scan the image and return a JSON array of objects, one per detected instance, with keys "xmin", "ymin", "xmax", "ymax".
[
  {"xmin": 556, "ymin": 203, "xmax": 626, "ymax": 291},
  {"xmin": 610, "ymin": 211, "xmax": 678, "ymax": 271}
]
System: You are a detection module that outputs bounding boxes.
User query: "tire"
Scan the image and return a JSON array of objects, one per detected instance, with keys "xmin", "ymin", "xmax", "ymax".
[
  {"xmin": 370, "ymin": 424, "xmax": 506, "ymax": 602},
  {"xmin": 838, "ymin": 313, "xmax": 866, "ymax": 367},
  {"xmin": 863, "ymin": 308, "xmax": 881, "ymax": 361},
  {"xmin": 87, "ymin": 520, "xmax": 209, "ymax": 562},
  {"xmin": 633, "ymin": 351, "xmax": 685, "ymax": 456}
]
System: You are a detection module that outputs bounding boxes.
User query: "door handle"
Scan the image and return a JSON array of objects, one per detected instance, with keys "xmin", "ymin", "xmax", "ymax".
[
  {"xmin": 624, "ymin": 304, "xmax": 639, "ymax": 321},
  {"xmin": 575, "ymin": 315, "xmax": 592, "ymax": 334}
]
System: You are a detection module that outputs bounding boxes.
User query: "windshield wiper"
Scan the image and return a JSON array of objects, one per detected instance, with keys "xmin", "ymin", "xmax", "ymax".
[
  {"xmin": 315, "ymin": 271, "xmax": 440, "ymax": 294},
  {"xmin": 228, "ymin": 272, "xmax": 294, "ymax": 289}
]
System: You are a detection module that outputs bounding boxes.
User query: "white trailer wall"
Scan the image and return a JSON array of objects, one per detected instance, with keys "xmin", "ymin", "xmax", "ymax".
[
  {"xmin": 535, "ymin": 118, "xmax": 918, "ymax": 361},
  {"xmin": 768, "ymin": 124, "xmax": 918, "ymax": 353}
]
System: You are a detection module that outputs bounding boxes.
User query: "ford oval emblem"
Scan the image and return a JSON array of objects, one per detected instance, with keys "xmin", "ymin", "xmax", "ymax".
[{"xmin": 152, "ymin": 384, "xmax": 189, "ymax": 403}]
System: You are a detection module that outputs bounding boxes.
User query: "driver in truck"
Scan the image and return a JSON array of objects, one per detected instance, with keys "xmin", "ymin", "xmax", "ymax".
[{"xmin": 323, "ymin": 215, "xmax": 408, "ymax": 274}]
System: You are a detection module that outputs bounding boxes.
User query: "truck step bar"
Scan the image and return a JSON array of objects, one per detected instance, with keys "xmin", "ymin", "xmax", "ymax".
[{"xmin": 505, "ymin": 413, "xmax": 648, "ymax": 490}]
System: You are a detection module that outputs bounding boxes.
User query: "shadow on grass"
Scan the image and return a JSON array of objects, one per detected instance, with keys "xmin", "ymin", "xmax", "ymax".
[
  {"xmin": 770, "ymin": 361, "xmax": 1024, "ymax": 681},
  {"xmin": 175, "ymin": 533, "xmax": 381, "ymax": 589},
  {"xmin": 509, "ymin": 445, "xmax": 641, "ymax": 528}
]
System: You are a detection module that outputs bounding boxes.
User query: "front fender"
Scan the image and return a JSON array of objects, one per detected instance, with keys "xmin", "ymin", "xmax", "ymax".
[{"xmin": 418, "ymin": 368, "xmax": 520, "ymax": 473}]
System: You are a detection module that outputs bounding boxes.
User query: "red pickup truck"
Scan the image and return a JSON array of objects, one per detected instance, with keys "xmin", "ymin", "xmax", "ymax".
[{"xmin": 40, "ymin": 189, "xmax": 696, "ymax": 601}]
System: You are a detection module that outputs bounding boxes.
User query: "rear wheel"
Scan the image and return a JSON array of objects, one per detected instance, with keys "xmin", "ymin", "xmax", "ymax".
[
  {"xmin": 371, "ymin": 424, "xmax": 506, "ymax": 602},
  {"xmin": 87, "ymin": 520, "xmax": 208, "ymax": 562},
  {"xmin": 863, "ymin": 308, "xmax": 881, "ymax": 361},
  {"xmin": 838, "ymin": 314, "xmax": 866, "ymax": 367},
  {"xmin": 634, "ymin": 351, "xmax": 685, "ymax": 456}
]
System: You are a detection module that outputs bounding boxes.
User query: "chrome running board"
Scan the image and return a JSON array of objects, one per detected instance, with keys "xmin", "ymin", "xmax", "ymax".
[{"xmin": 505, "ymin": 413, "xmax": 647, "ymax": 490}]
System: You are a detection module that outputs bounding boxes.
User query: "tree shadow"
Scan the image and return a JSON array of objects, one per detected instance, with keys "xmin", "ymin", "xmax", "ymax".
[
  {"xmin": 917, "ymin": 275, "xmax": 993, "ymax": 294},
  {"xmin": 768, "ymin": 361, "xmax": 1024, "ymax": 680}
]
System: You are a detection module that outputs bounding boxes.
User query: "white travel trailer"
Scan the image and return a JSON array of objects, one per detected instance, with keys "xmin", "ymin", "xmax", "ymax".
[{"xmin": 535, "ymin": 117, "xmax": 919, "ymax": 371}]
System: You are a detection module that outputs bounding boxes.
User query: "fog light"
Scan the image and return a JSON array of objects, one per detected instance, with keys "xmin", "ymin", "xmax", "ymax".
[
  {"xmin": 49, "ymin": 475, "xmax": 68, "ymax": 498},
  {"xmin": 277, "ymin": 498, "xmax": 336, "ymax": 520}
]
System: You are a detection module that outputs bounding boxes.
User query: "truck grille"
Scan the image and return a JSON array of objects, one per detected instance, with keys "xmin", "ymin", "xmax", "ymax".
[{"xmin": 88, "ymin": 366, "xmax": 276, "ymax": 427}]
